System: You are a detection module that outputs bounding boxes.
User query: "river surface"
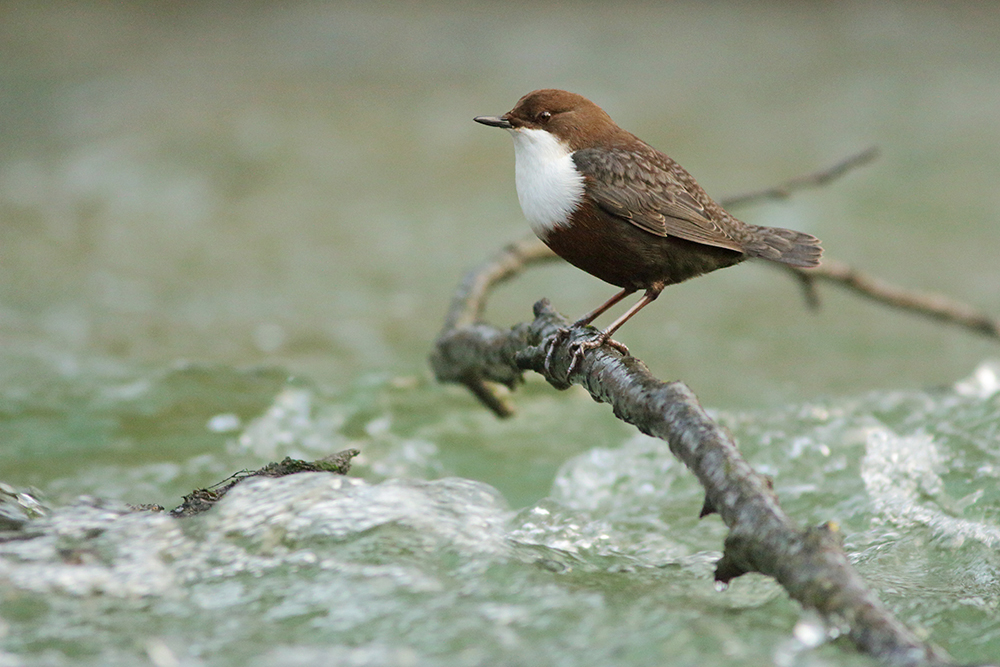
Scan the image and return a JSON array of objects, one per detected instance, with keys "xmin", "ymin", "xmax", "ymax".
[{"xmin": 1, "ymin": 3, "xmax": 999, "ymax": 666}]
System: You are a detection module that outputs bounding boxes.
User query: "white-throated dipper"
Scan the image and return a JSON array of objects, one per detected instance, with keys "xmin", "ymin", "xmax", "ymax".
[{"xmin": 474, "ymin": 89, "xmax": 822, "ymax": 371}]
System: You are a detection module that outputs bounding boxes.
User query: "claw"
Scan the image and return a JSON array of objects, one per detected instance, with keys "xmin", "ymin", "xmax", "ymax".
[
  {"xmin": 605, "ymin": 339, "xmax": 630, "ymax": 355},
  {"xmin": 564, "ymin": 333, "xmax": 630, "ymax": 376},
  {"xmin": 544, "ymin": 326, "xmax": 630, "ymax": 378}
]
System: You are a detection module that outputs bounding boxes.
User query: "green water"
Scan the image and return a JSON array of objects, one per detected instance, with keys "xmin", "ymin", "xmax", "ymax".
[{"xmin": 1, "ymin": 3, "xmax": 999, "ymax": 666}]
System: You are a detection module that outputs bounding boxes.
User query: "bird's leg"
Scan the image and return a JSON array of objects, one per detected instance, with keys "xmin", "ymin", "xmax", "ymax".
[
  {"xmin": 544, "ymin": 288, "xmax": 635, "ymax": 372},
  {"xmin": 564, "ymin": 286, "xmax": 663, "ymax": 375},
  {"xmin": 573, "ymin": 287, "xmax": 639, "ymax": 329}
]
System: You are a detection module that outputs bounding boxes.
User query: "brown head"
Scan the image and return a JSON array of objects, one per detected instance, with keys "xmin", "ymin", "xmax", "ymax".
[{"xmin": 474, "ymin": 89, "xmax": 628, "ymax": 151}]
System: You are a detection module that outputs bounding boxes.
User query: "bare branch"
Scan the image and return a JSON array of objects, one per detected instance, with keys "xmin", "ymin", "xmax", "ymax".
[
  {"xmin": 440, "ymin": 235, "xmax": 556, "ymax": 330},
  {"xmin": 720, "ymin": 146, "xmax": 880, "ymax": 208},
  {"xmin": 792, "ymin": 260, "xmax": 1000, "ymax": 339},
  {"xmin": 431, "ymin": 237, "xmax": 555, "ymax": 417},
  {"xmin": 165, "ymin": 450, "xmax": 361, "ymax": 518}
]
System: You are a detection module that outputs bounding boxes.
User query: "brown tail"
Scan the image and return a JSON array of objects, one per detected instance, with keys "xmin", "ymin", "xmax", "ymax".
[{"xmin": 741, "ymin": 225, "xmax": 823, "ymax": 268}]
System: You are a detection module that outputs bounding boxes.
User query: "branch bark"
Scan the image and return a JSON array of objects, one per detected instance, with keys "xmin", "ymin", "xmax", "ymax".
[{"xmin": 121, "ymin": 450, "xmax": 361, "ymax": 518}]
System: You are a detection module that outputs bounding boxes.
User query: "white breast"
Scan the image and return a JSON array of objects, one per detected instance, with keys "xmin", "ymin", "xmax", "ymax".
[{"xmin": 508, "ymin": 127, "xmax": 585, "ymax": 239}]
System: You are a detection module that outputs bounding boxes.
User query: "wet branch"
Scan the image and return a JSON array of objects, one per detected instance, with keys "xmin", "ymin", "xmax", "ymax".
[
  {"xmin": 428, "ymin": 150, "xmax": 1000, "ymax": 665},
  {"xmin": 124, "ymin": 449, "xmax": 361, "ymax": 518}
]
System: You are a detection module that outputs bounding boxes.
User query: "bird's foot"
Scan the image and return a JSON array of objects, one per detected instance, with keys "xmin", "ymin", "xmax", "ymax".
[
  {"xmin": 566, "ymin": 334, "xmax": 629, "ymax": 375},
  {"xmin": 544, "ymin": 328, "xmax": 629, "ymax": 378}
]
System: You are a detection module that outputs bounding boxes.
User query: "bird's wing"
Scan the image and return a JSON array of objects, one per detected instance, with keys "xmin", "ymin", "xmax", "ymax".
[{"xmin": 572, "ymin": 146, "xmax": 745, "ymax": 253}]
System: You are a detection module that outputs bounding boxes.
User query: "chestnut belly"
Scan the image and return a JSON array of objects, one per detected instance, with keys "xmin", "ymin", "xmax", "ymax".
[{"xmin": 542, "ymin": 207, "xmax": 746, "ymax": 290}]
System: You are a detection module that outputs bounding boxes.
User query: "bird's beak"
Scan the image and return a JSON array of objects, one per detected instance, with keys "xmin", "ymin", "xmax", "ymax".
[{"xmin": 474, "ymin": 115, "xmax": 513, "ymax": 129}]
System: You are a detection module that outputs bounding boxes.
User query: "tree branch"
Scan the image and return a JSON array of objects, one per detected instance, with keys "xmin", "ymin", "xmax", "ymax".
[
  {"xmin": 430, "ymin": 236, "xmax": 555, "ymax": 417},
  {"xmin": 719, "ymin": 146, "xmax": 881, "ymax": 208},
  {"xmin": 433, "ymin": 299, "xmax": 954, "ymax": 666},
  {"xmin": 429, "ymin": 151, "xmax": 999, "ymax": 665},
  {"xmin": 791, "ymin": 260, "xmax": 1000, "ymax": 338}
]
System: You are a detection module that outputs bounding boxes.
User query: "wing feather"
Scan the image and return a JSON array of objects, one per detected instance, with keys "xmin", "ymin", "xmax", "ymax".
[{"xmin": 572, "ymin": 146, "xmax": 744, "ymax": 253}]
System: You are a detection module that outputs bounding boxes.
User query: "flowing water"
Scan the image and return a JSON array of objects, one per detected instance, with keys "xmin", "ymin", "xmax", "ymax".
[{"xmin": 1, "ymin": 3, "xmax": 999, "ymax": 666}]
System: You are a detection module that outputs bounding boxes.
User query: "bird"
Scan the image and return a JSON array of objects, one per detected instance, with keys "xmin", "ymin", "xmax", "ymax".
[{"xmin": 474, "ymin": 89, "xmax": 822, "ymax": 373}]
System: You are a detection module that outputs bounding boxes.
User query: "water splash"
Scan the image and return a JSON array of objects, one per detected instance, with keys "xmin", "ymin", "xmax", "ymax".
[
  {"xmin": 862, "ymin": 425, "xmax": 1000, "ymax": 548},
  {"xmin": 3, "ymin": 361, "xmax": 1000, "ymax": 665},
  {"xmin": 954, "ymin": 360, "xmax": 1000, "ymax": 399}
]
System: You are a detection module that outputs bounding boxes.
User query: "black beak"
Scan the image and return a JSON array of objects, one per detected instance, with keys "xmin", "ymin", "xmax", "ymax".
[{"xmin": 474, "ymin": 115, "xmax": 513, "ymax": 129}]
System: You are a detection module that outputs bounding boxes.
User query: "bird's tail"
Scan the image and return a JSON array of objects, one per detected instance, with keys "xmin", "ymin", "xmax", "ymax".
[{"xmin": 741, "ymin": 225, "xmax": 823, "ymax": 268}]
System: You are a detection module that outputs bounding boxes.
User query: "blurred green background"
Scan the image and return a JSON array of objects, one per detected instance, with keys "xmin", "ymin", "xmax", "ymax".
[
  {"xmin": 2, "ymin": 2, "xmax": 998, "ymax": 407},
  {"xmin": 1, "ymin": 3, "xmax": 999, "ymax": 666}
]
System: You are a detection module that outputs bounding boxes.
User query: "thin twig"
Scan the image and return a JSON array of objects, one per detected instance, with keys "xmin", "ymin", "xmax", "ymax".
[
  {"xmin": 792, "ymin": 260, "xmax": 1000, "ymax": 339},
  {"xmin": 720, "ymin": 146, "xmax": 881, "ymax": 208}
]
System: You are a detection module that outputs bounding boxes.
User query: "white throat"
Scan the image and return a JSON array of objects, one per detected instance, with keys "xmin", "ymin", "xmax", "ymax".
[{"xmin": 508, "ymin": 127, "xmax": 585, "ymax": 239}]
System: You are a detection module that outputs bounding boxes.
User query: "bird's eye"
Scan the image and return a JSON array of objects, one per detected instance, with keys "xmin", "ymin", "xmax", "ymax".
[{"xmin": 536, "ymin": 111, "xmax": 552, "ymax": 123}]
